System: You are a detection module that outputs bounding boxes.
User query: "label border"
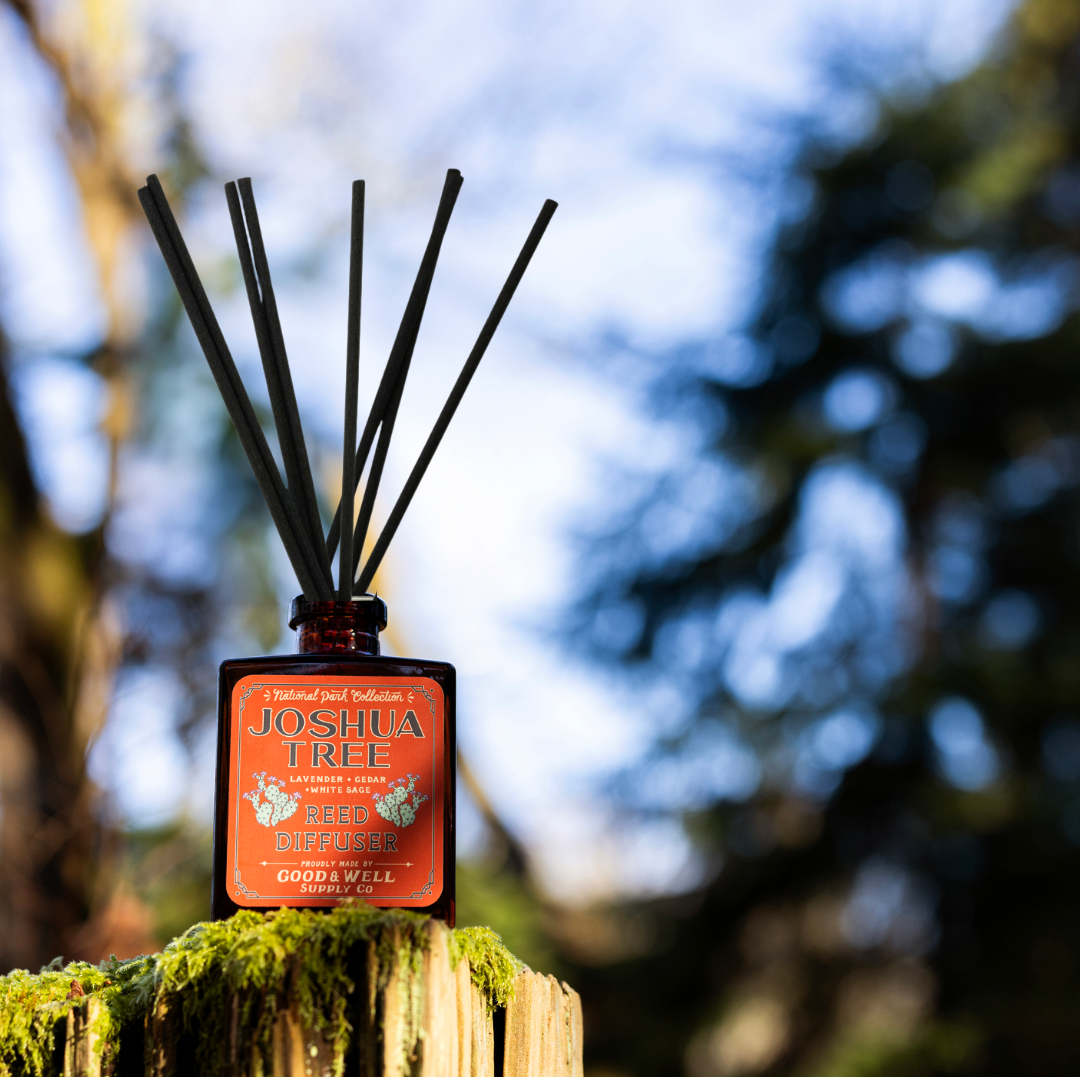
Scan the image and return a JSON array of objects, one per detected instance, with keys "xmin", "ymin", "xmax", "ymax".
[{"xmin": 228, "ymin": 675, "xmax": 443, "ymax": 906}]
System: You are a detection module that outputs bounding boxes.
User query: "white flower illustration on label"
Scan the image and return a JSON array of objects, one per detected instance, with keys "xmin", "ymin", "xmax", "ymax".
[
  {"xmin": 372, "ymin": 774, "xmax": 429, "ymax": 827},
  {"xmin": 243, "ymin": 771, "xmax": 302, "ymax": 827}
]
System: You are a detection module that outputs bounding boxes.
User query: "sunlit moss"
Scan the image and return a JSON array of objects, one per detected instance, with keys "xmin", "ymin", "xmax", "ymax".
[
  {"xmin": 0, "ymin": 955, "xmax": 155, "ymax": 1076},
  {"xmin": 455, "ymin": 860, "xmax": 560, "ymax": 978},
  {"xmin": 449, "ymin": 925, "xmax": 519, "ymax": 1011},
  {"xmin": 0, "ymin": 904, "xmax": 519, "ymax": 1076}
]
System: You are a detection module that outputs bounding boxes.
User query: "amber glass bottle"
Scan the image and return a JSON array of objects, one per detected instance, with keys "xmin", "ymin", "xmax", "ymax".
[{"xmin": 212, "ymin": 595, "xmax": 455, "ymax": 924}]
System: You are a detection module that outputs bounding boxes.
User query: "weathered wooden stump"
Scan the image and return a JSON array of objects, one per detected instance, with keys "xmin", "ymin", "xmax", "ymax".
[{"xmin": 0, "ymin": 910, "xmax": 582, "ymax": 1077}]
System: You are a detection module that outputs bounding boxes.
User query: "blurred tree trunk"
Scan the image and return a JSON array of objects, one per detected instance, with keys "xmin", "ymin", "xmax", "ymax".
[
  {"xmin": 0, "ymin": 0, "xmax": 142, "ymax": 970},
  {"xmin": 0, "ymin": 328, "xmax": 117, "ymax": 970}
]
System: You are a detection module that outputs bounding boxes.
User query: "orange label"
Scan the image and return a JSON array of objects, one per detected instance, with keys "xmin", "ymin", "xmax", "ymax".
[{"xmin": 226, "ymin": 675, "xmax": 444, "ymax": 908}]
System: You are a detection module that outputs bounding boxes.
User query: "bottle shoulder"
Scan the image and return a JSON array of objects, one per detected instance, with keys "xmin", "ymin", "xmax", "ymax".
[{"xmin": 219, "ymin": 653, "xmax": 455, "ymax": 680}]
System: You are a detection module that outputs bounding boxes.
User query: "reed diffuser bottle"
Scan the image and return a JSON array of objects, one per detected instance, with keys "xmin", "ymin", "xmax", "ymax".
[
  {"xmin": 138, "ymin": 169, "xmax": 555, "ymax": 926},
  {"xmin": 214, "ymin": 595, "xmax": 455, "ymax": 921}
]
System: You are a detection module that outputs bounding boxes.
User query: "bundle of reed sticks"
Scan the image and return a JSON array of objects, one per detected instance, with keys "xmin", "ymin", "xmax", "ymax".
[{"xmin": 138, "ymin": 170, "xmax": 556, "ymax": 600}]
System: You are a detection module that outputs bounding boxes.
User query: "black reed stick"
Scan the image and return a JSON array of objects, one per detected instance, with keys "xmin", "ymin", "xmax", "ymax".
[
  {"xmin": 138, "ymin": 175, "xmax": 329, "ymax": 599},
  {"xmin": 350, "ymin": 170, "xmax": 458, "ymax": 574},
  {"xmin": 339, "ymin": 180, "xmax": 364, "ymax": 599},
  {"xmin": 325, "ymin": 168, "xmax": 463, "ymax": 564},
  {"xmin": 355, "ymin": 198, "xmax": 558, "ymax": 593},
  {"xmin": 141, "ymin": 169, "xmax": 556, "ymax": 605},
  {"xmin": 233, "ymin": 178, "xmax": 334, "ymax": 594},
  {"xmin": 223, "ymin": 180, "xmax": 327, "ymax": 594},
  {"xmin": 350, "ymin": 348, "xmax": 411, "ymax": 579}
]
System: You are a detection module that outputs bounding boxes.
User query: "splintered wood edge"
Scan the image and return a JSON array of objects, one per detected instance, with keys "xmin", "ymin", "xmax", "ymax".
[
  {"xmin": 563, "ymin": 982, "xmax": 584, "ymax": 1077},
  {"xmin": 63, "ymin": 997, "xmax": 104, "ymax": 1078},
  {"xmin": 381, "ymin": 925, "xmax": 408, "ymax": 1078},
  {"xmin": 420, "ymin": 920, "xmax": 457, "ymax": 1077},
  {"xmin": 146, "ymin": 991, "xmax": 179, "ymax": 1077},
  {"xmin": 453, "ymin": 953, "xmax": 473, "ymax": 1076},
  {"xmin": 57, "ymin": 920, "xmax": 582, "ymax": 1079},
  {"xmin": 504, "ymin": 968, "xmax": 542, "ymax": 1076},
  {"xmin": 269, "ymin": 1002, "xmax": 333, "ymax": 1078},
  {"xmin": 420, "ymin": 922, "xmax": 588, "ymax": 1079}
]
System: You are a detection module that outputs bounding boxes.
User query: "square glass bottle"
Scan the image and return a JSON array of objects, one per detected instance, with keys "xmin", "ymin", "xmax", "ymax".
[{"xmin": 212, "ymin": 595, "xmax": 455, "ymax": 924}]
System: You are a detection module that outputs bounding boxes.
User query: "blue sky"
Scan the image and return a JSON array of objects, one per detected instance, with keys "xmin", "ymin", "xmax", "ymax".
[{"xmin": 0, "ymin": 0, "xmax": 1011, "ymax": 899}]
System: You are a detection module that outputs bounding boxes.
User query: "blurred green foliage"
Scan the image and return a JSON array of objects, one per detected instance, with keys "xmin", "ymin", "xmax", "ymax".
[
  {"xmin": 567, "ymin": 0, "xmax": 1080, "ymax": 1073},
  {"xmin": 123, "ymin": 823, "xmax": 213, "ymax": 946}
]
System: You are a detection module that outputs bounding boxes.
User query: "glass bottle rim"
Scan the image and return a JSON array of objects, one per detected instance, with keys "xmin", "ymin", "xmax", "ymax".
[{"xmin": 288, "ymin": 593, "xmax": 388, "ymax": 631}]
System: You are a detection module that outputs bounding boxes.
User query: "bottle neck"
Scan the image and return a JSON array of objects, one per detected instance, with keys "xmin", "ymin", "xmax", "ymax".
[{"xmin": 288, "ymin": 596, "xmax": 388, "ymax": 656}]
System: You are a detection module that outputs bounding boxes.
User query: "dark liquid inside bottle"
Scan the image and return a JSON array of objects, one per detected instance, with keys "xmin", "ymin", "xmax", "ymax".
[{"xmin": 212, "ymin": 595, "xmax": 455, "ymax": 924}]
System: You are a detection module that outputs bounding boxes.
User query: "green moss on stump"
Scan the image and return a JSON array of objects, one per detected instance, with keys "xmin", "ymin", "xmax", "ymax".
[
  {"xmin": 0, "ymin": 955, "xmax": 155, "ymax": 1076},
  {"xmin": 0, "ymin": 903, "xmax": 519, "ymax": 1077},
  {"xmin": 448, "ymin": 926, "xmax": 518, "ymax": 1011}
]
